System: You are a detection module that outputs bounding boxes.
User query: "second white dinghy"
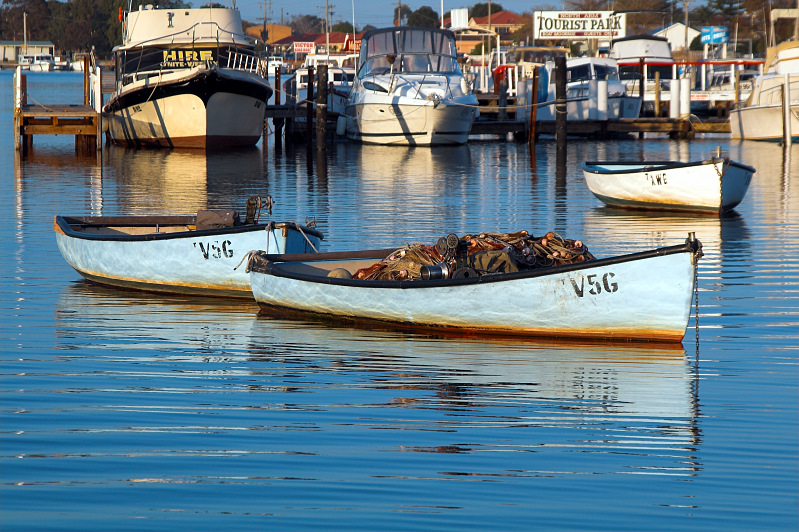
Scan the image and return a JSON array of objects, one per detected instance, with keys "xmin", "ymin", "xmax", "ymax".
[{"xmin": 581, "ymin": 155, "xmax": 756, "ymax": 213}]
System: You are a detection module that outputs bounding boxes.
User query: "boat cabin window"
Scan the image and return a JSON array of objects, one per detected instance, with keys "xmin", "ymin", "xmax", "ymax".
[
  {"xmin": 331, "ymin": 71, "xmax": 354, "ymax": 82},
  {"xmin": 505, "ymin": 47, "xmax": 569, "ymax": 65},
  {"xmin": 362, "ymin": 80, "xmax": 388, "ymax": 92},
  {"xmin": 593, "ymin": 63, "xmax": 618, "ymax": 80},
  {"xmin": 567, "ymin": 64, "xmax": 591, "ymax": 82}
]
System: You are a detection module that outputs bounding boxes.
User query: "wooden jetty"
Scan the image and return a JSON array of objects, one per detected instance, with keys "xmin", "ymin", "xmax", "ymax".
[{"xmin": 13, "ymin": 64, "xmax": 102, "ymax": 156}]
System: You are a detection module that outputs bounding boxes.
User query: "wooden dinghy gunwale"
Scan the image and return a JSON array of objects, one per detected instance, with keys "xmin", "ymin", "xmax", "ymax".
[
  {"xmin": 248, "ymin": 238, "xmax": 702, "ymax": 290},
  {"xmin": 54, "ymin": 215, "xmax": 324, "ymax": 242},
  {"xmin": 582, "ymin": 157, "xmax": 757, "ymax": 176}
]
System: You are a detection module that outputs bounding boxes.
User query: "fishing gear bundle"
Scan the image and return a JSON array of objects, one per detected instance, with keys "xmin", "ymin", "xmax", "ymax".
[{"xmin": 353, "ymin": 230, "xmax": 595, "ymax": 281}]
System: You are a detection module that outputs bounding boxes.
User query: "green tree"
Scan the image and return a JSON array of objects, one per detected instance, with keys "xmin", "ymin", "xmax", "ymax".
[
  {"xmin": 332, "ymin": 20, "xmax": 354, "ymax": 33},
  {"xmin": 470, "ymin": 2, "xmax": 502, "ymax": 18},
  {"xmin": 706, "ymin": 0, "xmax": 742, "ymax": 25},
  {"xmin": 393, "ymin": 3, "xmax": 411, "ymax": 25},
  {"xmin": 290, "ymin": 13, "xmax": 324, "ymax": 33},
  {"xmin": 407, "ymin": 5, "xmax": 438, "ymax": 27}
]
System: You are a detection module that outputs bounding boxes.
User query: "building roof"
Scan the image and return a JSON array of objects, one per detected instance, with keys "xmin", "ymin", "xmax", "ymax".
[
  {"xmin": 470, "ymin": 11, "xmax": 524, "ymax": 26},
  {"xmin": 0, "ymin": 40, "xmax": 55, "ymax": 46},
  {"xmin": 272, "ymin": 32, "xmax": 363, "ymax": 46}
]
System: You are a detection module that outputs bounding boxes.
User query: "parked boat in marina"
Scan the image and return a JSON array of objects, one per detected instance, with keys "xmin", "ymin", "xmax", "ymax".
[
  {"xmin": 729, "ymin": 41, "xmax": 799, "ymax": 142},
  {"xmin": 247, "ymin": 231, "xmax": 703, "ymax": 342},
  {"xmin": 581, "ymin": 155, "xmax": 755, "ymax": 213},
  {"xmin": 19, "ymin": 53, "xmax": 56, "ymax": 72},
  {"xmin": 536, "ymin": 56, "xmax": 642, "ymax": 121},
  {"xmin": 282, "ymin": 53, "xmax": 358, "ymax": 118},
  {"xmin": 54, "ymin": 200, "xmax": 323, "ymax": 298},
  {"xmin": 344, "ymin": 26, "xmax": 479, "ymax": 145},
  {"xmin": 103, "ymin": 1, "xmax": 273, "ymax": 148}
]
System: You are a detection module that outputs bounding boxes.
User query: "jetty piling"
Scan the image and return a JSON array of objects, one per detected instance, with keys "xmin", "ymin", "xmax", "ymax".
[
  {"xmin": 555, "ymin": 56, "xmax": 567, "ymax": 155},
  {"xmin": 316, "ymin": 64, "xmax": 328, "ymax": 149}
]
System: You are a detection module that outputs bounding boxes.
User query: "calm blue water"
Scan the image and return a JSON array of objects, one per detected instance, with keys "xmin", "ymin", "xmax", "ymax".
[{"xmin": 1, "ymin": 71, "xmax": 797, "ymax": 531}]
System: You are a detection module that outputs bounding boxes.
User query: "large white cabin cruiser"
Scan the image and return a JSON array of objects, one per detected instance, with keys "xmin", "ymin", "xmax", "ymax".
[
  {"xmin": 104, "ymin": 2, "xmax": 273, "ymax": 148},
  {"xmin": 344, "ymin": 26, "xmax": 479, "ymax": 146},
  {"xmin": 729, "ymin": 41, "xmax": 799, "ymax": 142}
]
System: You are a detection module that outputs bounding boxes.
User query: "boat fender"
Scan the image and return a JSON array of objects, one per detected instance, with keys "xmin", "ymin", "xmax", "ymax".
[
  {"xmin": 328, "ymin": 268, "xmax": 352, "ymax": 279},
  {"xmin": 336, "ymin": 115, "xmax": 347, "ymax": 136}
]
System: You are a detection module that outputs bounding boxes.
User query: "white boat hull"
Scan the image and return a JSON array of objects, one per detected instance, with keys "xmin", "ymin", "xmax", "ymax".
[
  {"xmin": 536, "ymin": 96, "xmax": 642, "ymax": 121},
  {"xmin": 346, "ymin": 101, "xmax": 477, "ymax": 145},
  {"xmin": 55, "ymin": 217, "xmax": 321, "ymax": 297},
  {"xmin": 729, "ymin": 103, "xmax": 799, "ymax": 142},
  {"xmin": 106, "ymin": 90, "xmax": 266, "ymax": 148},
  {"xmin": 248, "ymin": 241, "xmax": 701, "ymax": 342},
  {"xmin": 582, "ymin": 158, "xmax": 755, "ymax": 213}
]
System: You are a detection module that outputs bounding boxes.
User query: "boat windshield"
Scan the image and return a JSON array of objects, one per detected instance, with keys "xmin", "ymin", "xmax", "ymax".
[
  {"xmin": 506, "ymin": 47, "xmax": 569, "ymax": 65},
  {"xmin": 593, "ymin": 63, "xmax": 618, "ymax": 80},
  {"xmin": 358, "ymin": 28, "xmax": 459, "ymax": 77},
  {"xmin": 567, "ymin": 62, "xmax": 619, "ymax": 82}
]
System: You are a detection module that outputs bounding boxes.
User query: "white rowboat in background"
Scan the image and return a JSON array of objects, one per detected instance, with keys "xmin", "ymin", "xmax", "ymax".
[{"xmin": 581, "ymin": 157, "xmax": 755, "ymax": 213}]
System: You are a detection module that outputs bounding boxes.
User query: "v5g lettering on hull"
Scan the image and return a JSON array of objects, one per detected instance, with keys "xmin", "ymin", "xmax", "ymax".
[
  {"xmin": 194, "ymin": 240, "xmax": 234, "ymax": 260},
  {"xmin": 569, "ymin": 272, "xmax": 618, "ymax": 297}
]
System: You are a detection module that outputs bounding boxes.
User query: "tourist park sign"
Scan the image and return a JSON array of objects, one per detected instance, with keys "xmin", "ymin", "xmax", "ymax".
[
  {"xmin": 534, "ymin": 11, "xmax": 627, "ymax": 40},
  {"xmin": 700, "ymin": 26, "xmax": 729, "ymax": 44}
]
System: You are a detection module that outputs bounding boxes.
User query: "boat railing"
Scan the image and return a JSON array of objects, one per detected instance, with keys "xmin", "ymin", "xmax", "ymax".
[
  {"xmin": 117, "ymin": 39, "xmax": 266, "ymax": 90},
  {"xmin": 225, "ymin": 50, "xmax": 261, "ymax": 73}
]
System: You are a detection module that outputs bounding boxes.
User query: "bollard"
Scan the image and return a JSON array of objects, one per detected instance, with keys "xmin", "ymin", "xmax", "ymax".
[
  {"xmin": 669, "ymin": 79, "xmax": 681, "ymax": 119},
  {"xmin": 679, "ymin": 78, "xmax": 691, "ymax": 119},
  {"xmin": 597, "ymin": 80, "xmax": 608, "ymax": 121},
  {"xmin": 588, "ymin": 79, "xmax": 598, "ymax": 120}
]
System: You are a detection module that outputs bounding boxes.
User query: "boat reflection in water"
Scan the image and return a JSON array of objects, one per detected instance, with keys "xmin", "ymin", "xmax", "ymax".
[
  {"xmin": 55, "ymin": 282, "xmax": 701, "ymax": 476},
  {"xmin": 581, "ymin": 207, "xmax": 750, "ymax": 262},
  {"xmin": 103, "ymin": 146, "xmax": 266, "ymax": 214}
]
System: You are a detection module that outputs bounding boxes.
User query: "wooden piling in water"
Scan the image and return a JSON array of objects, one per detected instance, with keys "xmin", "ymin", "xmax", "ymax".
[
  {"xmin": 555, "ymin": 56, "xmax": 567, "ymax": 156},
  {"xmin": 274, "ymin": 67, "xmax": 283, "ymax": 149},
  {"xmin": 528, "ymin": 67, "xmax": 539, "ymax": 148},
  {"xmin": 654, "ymin": 72, "xmax": 661, "ymax": 117},
  {"xmin": 316, "ymin": 64, "xmax": 328, "ymax": 149},
  {"xmin": 306, "ymin": 66, "xmax": 314, "ymax": 146}
]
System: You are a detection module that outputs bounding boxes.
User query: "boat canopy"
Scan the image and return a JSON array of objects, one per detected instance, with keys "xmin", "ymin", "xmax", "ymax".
[{"xmin": 357, "ymin": 26, "xmax": 459, "ymax": 76}]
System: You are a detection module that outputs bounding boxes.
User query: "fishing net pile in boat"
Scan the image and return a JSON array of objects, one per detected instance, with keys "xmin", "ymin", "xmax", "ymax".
[{"xmin": 352, "ymin": 230, "xmax": 595, "ymax": 281}]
